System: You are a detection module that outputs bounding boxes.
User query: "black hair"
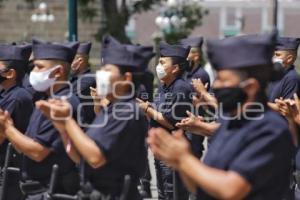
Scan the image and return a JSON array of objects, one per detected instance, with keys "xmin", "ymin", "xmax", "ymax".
[
  {"xmin": 1, "ymin": 60, "xmax": 26, "ymax": 85},
  {"xmin": 170, "ymin": 56, "xmax": 188, "ymax": 78},
  {"xmin": 117, "ymin": 65, "xmax": 142, "ymax": 97},
  {"xmin": 235, "ymin": 65, "xmax": 272, "ymax": 104}
]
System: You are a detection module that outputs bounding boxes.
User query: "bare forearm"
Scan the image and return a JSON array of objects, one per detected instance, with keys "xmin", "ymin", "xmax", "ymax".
[
  {"xmin": 65, "ymin": 119, "xmax": 106, "ymax": 168},
  {"xmin": 178, "ymin": 154, "xmax": 250, "ymax": 200},
  {"xmin": 147, "ymin": 107, "xmax": 174, "ymax": 130},
  {"xmin": 5, "ymin": 126, "xmax": 49, "ymax": 161},
  {"xmin": 202, "ymin": 92, "xmax": 218, "ymax": 108},
  {"xmin": 179, "ymin": 171, "xmax": 197, "ymax": 194},
  {"xmin": 193, "ymin": 122, "xmax": 220, "ymax": 137},
  {"xmin": 287, "ymin": 118, "xmax": 298, "ymax": 146},
  {"xmin": 60, "ymin": 131, "xmax": 81, "ymax": 164},
  {"xmin": 50, "ymin": 121, "xmax": 81, "ymax": 163}
]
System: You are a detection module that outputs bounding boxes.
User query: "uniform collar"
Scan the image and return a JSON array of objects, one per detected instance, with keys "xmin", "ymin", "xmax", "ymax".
[
  {"xmin": 285, "ymin": 65, "xmax": 295, "ymax": 74},
  {"xmin": 70, "ymin": 68, "xmax": 91, "ymax": 81},
  {"xmin": 48, "ymin": 85, "xmax": 71, "ymax": 99},
  {"xmin": 187, "ymin": 64, "xmax": 202, "ymax": 77},
  {"xmin": 162, "ymin": 77, "xmax": 180, "ymax": 92},
  {"xmin": 226, "ymin": 105, "xmax": 266, "ymax": 129},
  {"xmin": 0, "ymin": 84, "xmax": 18, "ymax": 97},
  {"xmin": 106, "ymin": 95, "xmax": 136, "ymax": 113}
]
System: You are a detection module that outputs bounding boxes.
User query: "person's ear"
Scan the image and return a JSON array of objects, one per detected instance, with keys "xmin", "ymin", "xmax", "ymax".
[
  {"xmin": 171, "ymin": 64, "xmax": 180, "ymax": 75},
  {"xmin": 77, "ymin": 57, "xmax": 84, "ymax": 65},
  {"xmin": 124, "ymin": 72, "xmax": 133, "ymax": 82},
  {"xmin": 5, "ymin": 69, "xmax": 16, "ymax": 79},
  {"xmin": 51, "ymin": 65, "xmax": 63, "ymax": 79},
  {"xmin": 243, "ymin": 78, "xmax": 259, "ymax": 100},
  {"xmin": 286, "ymin": 54, "xmax": 295, "ymax": 65}
]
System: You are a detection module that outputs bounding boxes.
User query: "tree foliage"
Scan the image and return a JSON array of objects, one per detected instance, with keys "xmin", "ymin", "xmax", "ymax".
[{"xmin": 5, "ymin": 0, "xmax": 207, "ymax": 43}]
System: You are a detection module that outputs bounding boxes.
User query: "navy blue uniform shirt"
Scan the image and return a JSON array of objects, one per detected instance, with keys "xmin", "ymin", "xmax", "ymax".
[
  {"xmin": 183, "ymin": 65, "xmax": 211, "ymax": 158},
  {"xmin": 0, "ymin": 85, "xmax": 33, "ymax": 132},
  {"xmin": 23, "ymin": 86, "xmax": 80, "ymax": 184},
  {"xmin": 70, "ymin": 69, "xmax": 96, "ymax": 126},
  {"xmin": 0, "ymin": 85, "xmax": 33, "ymax": 165},
  {"xmin": 151, "ymin": 78, "xmax": 193, "ymax": 131},
  {"xmin": 269, "ymin": 65, "xmax": 300, "ymax": 102},
  {"xmin": 184, "ymin": 64, "xmax": 210, "ymax": 91},
  {"xmin": 85, "ymin": 97, "xmax": 148, "ymax": 197},
  {"xmin": 197, "ymin": 110, "xmax": 295, "ymax": 200}
]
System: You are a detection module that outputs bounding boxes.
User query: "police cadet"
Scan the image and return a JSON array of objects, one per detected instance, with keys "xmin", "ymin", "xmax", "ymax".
[
  {"xmin": 70, "ymin": 42, "xmax": 96, "ymax": 126},
  {"xmin": 180, "ymin": 37, "xmax": 211, "ymax": 159},
  {"xmin": 125, "ymin": 44, "xmax": 155, "ymax": 102},
  {"xmin": 37, "ymin": 43, "xmax": 149, "ymax": 200},
  {"xmin": 268, "ymin": 37, "xmax": 300, "ymax": 105},
  {"xmin": 137, "ymin": 41, "xmax": 192, "ymax": 200},
  {"xmin": 148, "ymin": 33, "xmax": 295, "ymax": 200},
  {"xmin": 0, "ymin": 43, "xmax": 33, "ymax": 200},
  {"xmin": 126, "ymin": 44, "xmax": 155, "ymax": 198},
  {"xmin": 22, "ymin": 41, "xmax": 49, "ymax": 103},
  {"xmin": 0, "ymin": 39, "xmax": 80, "ymax": 200},
  {"xmin": 180, "ymin": 37, "xmax": 210, "ymax": 89}
]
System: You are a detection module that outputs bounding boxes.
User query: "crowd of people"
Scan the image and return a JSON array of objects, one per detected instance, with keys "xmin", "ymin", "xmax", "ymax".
[{"xmin": 0, "ymin": 32, "xmax": 299, "ymax": 200}]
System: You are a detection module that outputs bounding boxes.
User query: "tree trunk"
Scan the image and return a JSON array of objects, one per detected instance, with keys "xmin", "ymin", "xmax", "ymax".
[{"xmin": 97, "ymin": 0, "xmax": 130, "ymax": 43}]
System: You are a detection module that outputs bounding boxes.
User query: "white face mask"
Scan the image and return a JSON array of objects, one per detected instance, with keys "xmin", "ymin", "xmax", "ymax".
[
  {"xmin": 29, "ymin": 65, "xmax": 60, "ymax": 92},
  {"xmin": 156, "ymin": 63, "xmax": 167, "ymax": 79},
  {"xmin": 96, "ymin": 70, "xmax": 112, "ymax": 98},
  {"xmin": 272, "ymin": 57, "xmax": 284, "ymax": 65}
]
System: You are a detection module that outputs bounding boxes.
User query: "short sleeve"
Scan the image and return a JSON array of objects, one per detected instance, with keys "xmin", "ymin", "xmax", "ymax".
[
  {"xmin": 281, "ymin": 77, "xmax": 300, "ymax": 99},
  {"xmin": 162, "ymin": 85, "xmax": 192, "ymax": 126},
  {"xmin": 31, "ymin": 95, "xmax": 79, "ymax": 153},
  {"xmin": 229, "ymin": 129, "xmax": 292, "ymax": 188},
  {"xmin": 32, "ymin": 115, "xmax": 63, "ymax": 153},
  {"xmin": 87, "ymin": 105, "xmax": 148, "ymax": 162},
  {"xmin": 193, "ymin": 69, "xmax": 211, "ymax": 91}
]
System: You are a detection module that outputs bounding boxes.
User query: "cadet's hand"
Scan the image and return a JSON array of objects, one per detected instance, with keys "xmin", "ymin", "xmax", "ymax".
[
  {"xmin": 0, "ymin": 109, "xmax": 13, "ymax": 135},
  {"xmin": 36, "ymin": 98, "xmax": 72, "ymax": 122},
  {"xmin": 136, "ymin": 98, "xmax": 152, "ymax": 113},
  {"xmin": 36, "ymin": 100, "xmax": 68, "ymax": 134},
  {"xmin": 90, "ymin": 87, "xmax": 99, "ymax": 101},
  {"xmin": 176, "ymin": 111, "xmax": 204, "ymax": 132},
  {"xmin": 274, "ymin": 97, "xmax": 291, "ymax": 118},
  {"xmin": 286, "ymin": 94, "xmax": 300, "ymax": 125},
  {"xmin": 192, "ymin": 78, "xmax": 208, "ymax": 95},
  {"xmin": 147, "ymin": 128, "xmax": 191, "ymax": 169},
  {"xmin": 192, "ymin": 95, "xmax": 201, "ymax": 107},
  {"xmin": 36, "ymin": 100, "xmax": 52, "ymax": 119}
]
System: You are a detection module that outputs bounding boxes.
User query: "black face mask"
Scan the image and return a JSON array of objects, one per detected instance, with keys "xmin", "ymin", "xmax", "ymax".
[
  {"xmin": 0, "ymin": 75, "xmax": 7, "ymax": 84},
  {"xmin": 271, "ymin": 62, "xmax": 285, "ymax": 82},
  {"xmin": 213, "ymin": 87, "xmax": 247, "ymax": 113}
]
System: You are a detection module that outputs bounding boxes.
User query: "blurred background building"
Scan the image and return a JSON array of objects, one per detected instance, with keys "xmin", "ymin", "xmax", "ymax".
[{"xmin": 0, "ymin": 0, "xmax": 300, "ymax": 63}]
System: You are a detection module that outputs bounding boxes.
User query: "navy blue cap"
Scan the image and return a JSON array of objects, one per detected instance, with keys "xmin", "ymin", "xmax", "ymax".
[
  {"xmin": 77, "ymin": 42, "xmax": 92, "ymax": 56},
  {"xmin": 102, "ymin": 35, "xmax": 121, "ymax": 49},
  {"xmin": 32, "ymin": 39, "xmax": 79, "ymax": 63},
  {"xmin": 207, "ymin": 34, "xmax": 274, "ymax": 70},
  {"xmin": 125, "ymin": 45, "xmax": 155, "ymax": 70},
  {"xmin": 0, "ymin": 44, "xmax": 32, "ymax": 61},
  {"xmin": 102, "ymin": 44, "xmax": 146, "ymax": 69},
  {"xmin": 101, "ymin": 35, "xmax": 121, "ymax": 61},
  {"xmin": 180, "ymin": 37, "xmax": 204, "ymax": 49},
  {"xmin": 275, "ymin": 37, "xmax": 300, "ymax": 51},
  {"xmin": 159, "ymin": 42, "xmax": 189, "ymax": 59}
]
